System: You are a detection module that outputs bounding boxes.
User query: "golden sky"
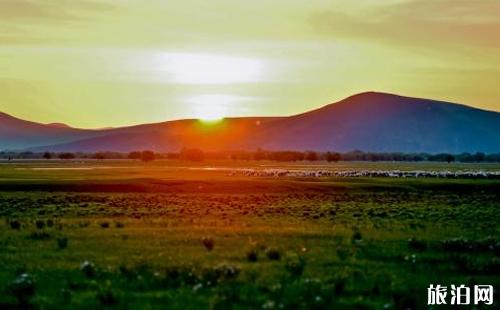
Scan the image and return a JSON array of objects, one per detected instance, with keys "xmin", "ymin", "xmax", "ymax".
[{"xmin": 1, "ymin": 0, "xmax": 499, "ymax": 127}]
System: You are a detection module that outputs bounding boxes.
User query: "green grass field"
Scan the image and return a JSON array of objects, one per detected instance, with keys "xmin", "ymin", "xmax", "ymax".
[{"xmin": 0, "ymin": 160, "xmax": 499, "ymax": 309}]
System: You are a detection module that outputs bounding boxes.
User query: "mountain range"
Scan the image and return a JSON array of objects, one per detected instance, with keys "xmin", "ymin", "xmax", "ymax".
[{"xmin": 1, "ymin": 92, "xmax": 499, "ymax": 153}]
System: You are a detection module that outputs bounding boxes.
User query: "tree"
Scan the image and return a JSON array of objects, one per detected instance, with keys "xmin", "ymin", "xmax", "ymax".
[
  {"xmin": 58, "ymin": 152, "xmax": 75, "ymax": 160},
  {"xmin": 140, "ymin": 150, "xmax": 155, "ymax": 162},
  {"xmin": 254, "ymin": 148, "xmax": 267, "ymax": 161},
  {"xmin": 128, "ymin": 151, "xmax": 141, "ymax": 160},
  {"xmin": 444, "ymin": 154, "xmax": 455, "ymax": 164},
  {"xmin": 325, "ymin": 152, "xmax": 341, "ymax": 162},
  {"xmin": 180, "ymin": 148, "xmax": 205, "ymax": 161},
  {"xmin": 42, "ymin": 152, "xmax": 52, "ymax": 160},
  {"xmin": 93, "ymin": 152, "xmax": 105, "ymax": 160},
  {"xmin": 305, "ymin": 151, "xmax": 318, "ymax": 161}
]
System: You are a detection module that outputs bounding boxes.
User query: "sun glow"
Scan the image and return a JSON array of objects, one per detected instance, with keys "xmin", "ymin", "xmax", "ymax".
[
  {"xmin": 187, "ymin": 94, "xmax": 250, "ymax": 121},
  {"xmin": 163, "ymin": 53, "xmax": 265, "ymax": 84}
]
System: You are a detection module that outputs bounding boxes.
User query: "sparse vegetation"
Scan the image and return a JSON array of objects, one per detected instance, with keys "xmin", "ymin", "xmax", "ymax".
[{"xmin": 0, "ymin": 160, "xmax": 498, "ymax": 308}]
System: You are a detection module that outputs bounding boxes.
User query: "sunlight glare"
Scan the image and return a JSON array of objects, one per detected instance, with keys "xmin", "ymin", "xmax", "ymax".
[
  {"xmin": 163, "ymin": 53, "xmax": 265, "ymax": 84},
  {"xmin": 187, "ymin": 94, "xmax": 248, "ymax": 121}
]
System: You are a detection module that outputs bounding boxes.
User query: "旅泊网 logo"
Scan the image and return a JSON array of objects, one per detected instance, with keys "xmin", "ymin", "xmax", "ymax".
[{"xmin": 427, "ymin": 284, "xmax": 494, "ymax": 305}]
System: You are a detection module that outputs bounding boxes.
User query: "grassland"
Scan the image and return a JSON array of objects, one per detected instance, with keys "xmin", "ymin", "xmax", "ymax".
[{"xmin": 0, "ymin": 160, "xmax": 499, "ymax": 309}]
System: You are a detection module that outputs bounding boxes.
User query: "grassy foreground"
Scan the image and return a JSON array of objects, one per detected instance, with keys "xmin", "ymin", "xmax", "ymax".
[{"xmin": 0, "ymin": 161, "xmax": 499, "ymax": 309}]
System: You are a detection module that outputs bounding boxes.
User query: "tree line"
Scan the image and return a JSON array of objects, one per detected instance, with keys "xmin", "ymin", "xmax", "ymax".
[{"xmin": 1, "ymin": 150, "xmax": 500, "ymax": 163}]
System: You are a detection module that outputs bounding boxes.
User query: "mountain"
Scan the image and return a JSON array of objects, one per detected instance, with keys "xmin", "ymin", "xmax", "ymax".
[
  {"xmin": 244, "ymin": 92, "xmax": 500, "ymax": 153},
  {"xmin": 46, "ymin": 123, "xmax": 72, "ymax": 129},
  {"xmin": 1, "ymin": 92, "xmax": 499, "ymax": 153},
  {"xmin": 0, "ymin": 112, "xmax": 107, "ymax": 150}
]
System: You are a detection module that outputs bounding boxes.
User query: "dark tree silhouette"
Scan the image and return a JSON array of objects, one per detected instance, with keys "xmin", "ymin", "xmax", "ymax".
[
  {"xmin": 326, "ymin": 152, "xmax": 341, "ymax": 162},
  {"xmin": 128, "ymin": 151, "xmax": 141, "ymax": 160},
  {"xmin": 180, "ymin": 148, "xmax": 205, "ymax": 161},
  {"xmin": 140, "ymin": 151, "xmax": 155, "ymax": 162},
  {"xmin": 305, "ymin": 151, "xmax": 318, "ymax": 161},
  {"xmin": 58, "ymin": 153, "xmax": 75, "ymax": 160},
  {"xmin": 445, "ymin": 154, "xmax": 455, "ymax": 163}
]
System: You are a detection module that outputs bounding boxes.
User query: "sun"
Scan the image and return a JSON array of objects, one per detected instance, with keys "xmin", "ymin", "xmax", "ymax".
[
  {"xmin": 187, "ymin": 94, "xmax": 229, "ymax": 121},
  {"xmin": 187, "ymin": 94, "xmax": 249, "ymax": 121}
]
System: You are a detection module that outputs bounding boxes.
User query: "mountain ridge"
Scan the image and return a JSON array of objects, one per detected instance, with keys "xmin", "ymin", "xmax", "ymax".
[{"xmin": 2, "ymin": 92, "xmax": 499, "ymax": 153}]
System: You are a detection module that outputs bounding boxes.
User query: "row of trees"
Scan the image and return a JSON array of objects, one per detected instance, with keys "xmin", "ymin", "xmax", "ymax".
[{"xmin": 2, "ymin": 150, "xmax": 500, "ymax": 163}]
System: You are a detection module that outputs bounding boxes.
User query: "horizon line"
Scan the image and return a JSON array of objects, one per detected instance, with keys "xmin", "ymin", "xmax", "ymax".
[{"xmin": 2, "ymin": 91, "xmax": 499, "ymax": 130}]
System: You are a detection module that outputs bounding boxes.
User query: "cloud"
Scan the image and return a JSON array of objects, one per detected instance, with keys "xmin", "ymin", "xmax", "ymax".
[
  {"xmin": 0, "ymin": 0, "xmax": 115, "ymax": 20},
  {"xmin": 0, "ymin": 0, "xmax": 117, "ymax": 44},
  {"xmin": 311, "ymin": 0, "xmax": 500, "ymax": 49}
]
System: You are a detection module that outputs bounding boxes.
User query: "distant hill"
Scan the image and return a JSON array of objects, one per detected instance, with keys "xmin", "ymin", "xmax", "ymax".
[
  {"xmin": 0, "ymin": 112, "xmax": 103, "ymax": 150},
  {"xmin": 46, "ymin": 122, "xmax": 72, "ymax": 128},
  {"xmin": 1, "ymin": 92, "xmax": 499, "ymax": 153}
]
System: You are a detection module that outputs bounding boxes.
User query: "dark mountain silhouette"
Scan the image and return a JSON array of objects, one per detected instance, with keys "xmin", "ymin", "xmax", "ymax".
[
  {"xmin": 1, "ymin": 92, "xmax": 499, "ymax": 153},
  {"xmin": 46, "ymin": 122, "xmax": 72, "ymax": 128},
  {"xmin": 0, "ymin": 112, "xmax": 105, "ymax": 150}
]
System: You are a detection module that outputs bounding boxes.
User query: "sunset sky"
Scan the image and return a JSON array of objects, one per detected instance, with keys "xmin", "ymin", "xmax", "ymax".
[{"xmin": 1, "ymin": 0, "xmax": 499, "ymax": 128}]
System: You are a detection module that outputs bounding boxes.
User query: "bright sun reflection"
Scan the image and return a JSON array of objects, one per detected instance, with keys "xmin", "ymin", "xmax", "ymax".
[
  {"xmin": 187, "ymin": 94, "xmax": 249, "ymax": 121},
  {"xmin": 163, "ymin": 53, "xmax": 265, "ymax": 84}
]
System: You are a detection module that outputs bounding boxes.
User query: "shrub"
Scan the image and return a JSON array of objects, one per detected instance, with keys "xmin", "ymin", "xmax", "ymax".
[
  {"xmin": 28, "ymin": 231, "xmax": 51, "ymax": 240},
  {"xmin": 284, "ymin": 252, "xmax": 306, "ymax": 277},
  {"xmin": 97, "ymin": 286, "xmax": 119, "ymax": 305},
  {"xmin": 80, "ymin": 261, "xmax": 96, "ymax": 278},
  {"xmin": 336, "ymin": 247, "xmax": 351, "ymax": 261},
  {"xmin": 213, "ymin": 264, "xmax": 240, "ymax": 281},
  {"xmin": 10, "ymin": 219, "xmax": 21, "ymax": 230},
  {"xmin": 407, "ymin": 238, "xmax": 427, "ymax": 251},
  {"xmin": 266, "ymin": 248, "xmax": 281, "ymax": 261},
  {"xmin": 35, "ymin": 219, "xmax": 45, "ymax": 229},
  {"xmin": 201, "ymin": 237, "xmax": 214, "ymax": 251},
  {"xmin": 9, "ymin": 273, "xmax": 35, "ymax": 305},
  {"xmin": 334, "ymin": 277, "xmax": 347, "ymax": 295},
  {"xmin": 57, "ymin": 237, "xmax": 68, "ymax": 250},
  {"xmin": 115, "ymin": 221, "xmax": 125, "ymax": 228},
  {"xmin": 246, "ymin": 248, "xmax": 258, "ymax": 262},
  {"xmin": 351, "ymin": 231, "xmax": 363, "ymax": 243},
  {"xmin": 99, "ymin": 221, "xmax": 110, "ymax": 228}
]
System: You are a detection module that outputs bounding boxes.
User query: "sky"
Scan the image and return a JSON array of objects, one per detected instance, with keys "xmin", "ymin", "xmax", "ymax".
[{"xmin": 1, "ymin": 0, "xmax": 499, "ymax": 128}]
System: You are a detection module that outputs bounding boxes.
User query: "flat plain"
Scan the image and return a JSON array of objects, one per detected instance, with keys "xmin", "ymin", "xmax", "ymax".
[{"xmin": 0, "ymin": 160, "xmax": 499, "ymax": 309}]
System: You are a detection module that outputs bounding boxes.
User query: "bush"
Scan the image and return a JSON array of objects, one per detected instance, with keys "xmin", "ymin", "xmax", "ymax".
[
  {"xmin": 284, "ymin": 252, "xmax": 306, "ymax": 277},
  {"xmin": 35, "ymin": 219, "xmax": 45, "ymax": 229},
  {"xmin": 213, "ymin": 264, "xmax": 240, "ymax": 281},
  {"xmin": 246, "ymin": 249, "xmax": 258, "ymax": 262},
  {"xmin": 407, "ymin": 238, "xmax": 427, "ymax": 251},
  {"xmin": 9, "ymin": 273, "xmax": 35, "ymax": 305},
  {"xmin": 266, "ymin": 248, "xmax": 281, "ymax": 261},
  {"xmin": 99, "ymin": 221, "xmax": 110, "ymax": 228},
  {"xmin": 201, "ymin": 237, "xmax": 214, "ymax": 251},
  {"xmin": 351, "ymin": 231, "xmax": 363, "ymax": 243},
  {"xmin": 57, "ymin": 237, "xmax": 68, "ymax": 250},
  {"xmin": 9, "ymin": 219, "xmax": 21, "ymax": 230},
  {"xmin": 97, "ymin": 286, "xmax": 119, "ymax": 305},
  {"xmin": 28, "ymin": 231, "xmax": 51, "ymax": 240},
  {"xmin": 80, "ymin": 261, "xmax": 96, "ymax": 278}
]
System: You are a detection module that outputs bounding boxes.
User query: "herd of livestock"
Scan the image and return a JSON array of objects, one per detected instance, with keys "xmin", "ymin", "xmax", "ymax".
[{"xmin": 228, "ymin": 168, "xmax": 500, "ymax": 179}]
